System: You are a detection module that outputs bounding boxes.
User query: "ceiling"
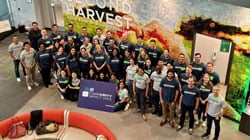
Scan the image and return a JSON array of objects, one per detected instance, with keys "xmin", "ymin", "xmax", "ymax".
[{"xmin": 214, "ymin": 0, "xmax": 250, "ymax": 9}]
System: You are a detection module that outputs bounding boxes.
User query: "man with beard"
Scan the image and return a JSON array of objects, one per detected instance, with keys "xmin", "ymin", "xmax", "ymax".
[
  {"xmin": 64, "ymin": 23, "xmax": 79, "ymax": 44},
  {"xmin": 159, "ymin": 69, "xmax": 179, "ymax": 128}
]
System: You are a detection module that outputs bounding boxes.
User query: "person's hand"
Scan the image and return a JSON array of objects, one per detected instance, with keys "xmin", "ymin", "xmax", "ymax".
[
  {"xmin": 215, "ymin": 116, "xmax": 220, "ymax": 120},
  {"xmin": 204, "ymin": 112, "xmax": 207, "ymax": 117},
  {"xmin": 193, "ymin": 109, "xmax": 197, "ymax": 114},
  {"xmin": 160, "ymin": 99, "xmax": 164, "ymax": 104},
  {"xmin": 171, "ymin": 101, "xmax": 175, "ymax": 107},
  {"xmin": 178, "ymin": 104, "xmax": 181, "ymax": 110},
  {"xmin": 114, "ymin": 102, "xmax": 119, "ymax": 105}
]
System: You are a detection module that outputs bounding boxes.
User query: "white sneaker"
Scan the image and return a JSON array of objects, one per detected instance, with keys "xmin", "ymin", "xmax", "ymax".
[
  {"xmin": 60, "ymin": 94, "xmax": 64, "ymax": 99},
  {"xmin": 189, "ymin": 129, "xmax": 193, "ymax": 135},
  {"xmin": 195, "ymin": 120, "xmax": 200, "ymax": 125},
  {"xmin": 124, "ymin": 103, "xmax": 130, "ymax": 111},
  {"xmin": 27, "ymin": 86, "xmax": 32, "ymax": 91},
  {"xmin": 202, "ymin": 121, "xmax": 206, "ymax": 127},
  {"xmin": 33, "ymin": 82, "xmax": 40, "ymax": 86},
  {"xmin": 17, "ymin": 78, "xmax": 21, "ymax": 82}
]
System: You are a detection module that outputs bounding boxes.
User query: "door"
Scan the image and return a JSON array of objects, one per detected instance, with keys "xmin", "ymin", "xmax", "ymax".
[{"xmin": 193, "ymin": 33, "xmax": 234, "ymax": 85}]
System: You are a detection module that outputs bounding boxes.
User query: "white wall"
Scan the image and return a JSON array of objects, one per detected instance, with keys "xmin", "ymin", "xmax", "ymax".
[
  {"xmin": 8, "ymin": 0, "xmax": 53, "ymax": 29},
  {"xmin": 8, "ymin": 0, "xmax": 36, "ymax": 28}
]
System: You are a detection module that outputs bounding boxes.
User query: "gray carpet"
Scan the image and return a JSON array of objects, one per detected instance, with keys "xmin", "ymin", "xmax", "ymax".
[{"xmin": 0, "ymin": 31, "xmax": 42, "ymax": 120}]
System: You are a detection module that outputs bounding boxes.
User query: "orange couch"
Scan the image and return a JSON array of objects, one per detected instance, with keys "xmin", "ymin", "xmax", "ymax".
[{"xmin": 0, "ymin": 110, "xmax": 116, "ymax": 140}]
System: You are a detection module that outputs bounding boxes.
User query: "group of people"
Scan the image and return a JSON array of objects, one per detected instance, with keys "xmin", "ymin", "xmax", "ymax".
[{"xmin": 8, "ymin": 22, "xmax": 225, "ymax": 140}]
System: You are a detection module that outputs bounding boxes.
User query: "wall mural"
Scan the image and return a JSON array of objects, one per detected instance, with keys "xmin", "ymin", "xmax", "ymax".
[{"xmin": 61, "ymin": 0, "xmax": 250, "ymax": 121}]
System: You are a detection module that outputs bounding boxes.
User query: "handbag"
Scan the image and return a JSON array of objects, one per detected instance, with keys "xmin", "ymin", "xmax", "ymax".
[
  {"xmin": 8, "ymin": 118, "xmax": 26, "ymax": 139},
  {"xmin": 36, "ymin": 120, "xmax": 59, "ymax": 135}
]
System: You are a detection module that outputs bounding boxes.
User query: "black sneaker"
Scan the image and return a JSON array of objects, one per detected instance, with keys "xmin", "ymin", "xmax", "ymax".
[
  {"xmin": 201, "ymin": 133, "xmax": 210, "ymax": 139},
  {"xmin": 213, "ymin": 137, "xmax": 218, "ymax": 140}
]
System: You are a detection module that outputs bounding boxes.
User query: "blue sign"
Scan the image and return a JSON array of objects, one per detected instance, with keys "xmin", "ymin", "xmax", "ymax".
[{"xmin": 78, "ymin": 80, "xmax": 117, "ymax": 112}]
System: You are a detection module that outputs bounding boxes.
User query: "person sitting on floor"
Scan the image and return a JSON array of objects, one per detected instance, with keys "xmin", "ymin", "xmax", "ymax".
[{"xmin": 114, "ymin": 81, "xmax": 129, "ymax": 112}]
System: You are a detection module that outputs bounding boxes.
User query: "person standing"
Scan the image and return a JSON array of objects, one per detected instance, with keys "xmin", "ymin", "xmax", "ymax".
[
  {"xmin": 190, "ymin": 53, "xmax": 206, "ymax": 82},
  {"xmin": 8, "ymin": 35, "xmax": 26, "ymax": 82},
  {"xmin": 159, "ymin": 69, "xmax": 179, "ymax": 128},
  {"xmin": 206, "ymin": 62, "xmax": 220, "ymax": 85},
  {"xmin": 35, "ymin": 43, "xmax": 53, "ymax": 88},
  {"xmin": 177, "ymin": 76, "xmax": 199, "ymax": 135},
  {"xmin": 126, "ymin": 58, "xmax": 138, "ymax": 103},
  {"xmin": 50, "ymin": 24, "xmax": 64, "ymax": 42},
  {"xmin": 147, "ymin": 39, "xmax": 161, "ymax": 67},
  {"xmin": 202, "ymin": 85, "xmax": 226, "ymax": 140},
  {"xmin": 38, "ymin": 29, "xmax": 53, "ymax": 50},
  {"xmin": 20, "ymin": 42, "xmax": 39, "ymax": 90},
  {"xmin": 27, "ymin": 22, "xmax": 42, "ymax": 51},
  {"xmin": 64, "ymin": 23, "xmax": 79, "ymax": 44},
  {"xmin": 150, "ymin": 65, "xmax": 165, "ymax": 116},
  {"xmin": 174, "ymin": 53, "xmax": 187, "ymax": 80},
  {"xmin": 133, "ymin": 67, "xmax": 150, "ymax": 121}
]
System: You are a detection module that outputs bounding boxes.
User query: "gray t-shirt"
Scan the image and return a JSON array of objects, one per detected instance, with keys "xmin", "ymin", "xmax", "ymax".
[
  {"xmin": 126, "ymin": 65, "xmax": 138, "ymax": 80},
  {"xmin": 8, "ymin": 42, "xmax": 23, "ymax": 60},
  {"xmin": 134, "ymin": 73, "xmax": 150, "ymax": 89},
  {"xmin": 207, "ymin": 94, "xmax": 226, "ymax": 117},
  {"xmin": 20, "ymin": 48, "xmax": 36, "ymax": 67},
  {"xmin": 150, "ymin": 71, "xmax": 165, "ymax": 91}
]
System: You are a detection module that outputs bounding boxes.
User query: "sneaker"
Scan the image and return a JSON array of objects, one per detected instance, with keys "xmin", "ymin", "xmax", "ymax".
[
  {"xmin": 142, "ymin": 115, "xmax": 147, "ymax": 121},
  {"xmin": 137, "ymin": 109, "xmax": 141, "ymax": 112},
  {"xmin": 159, "ymin": 120, "xmax": 167, "ymax": 127},
  {"xmin": 176, "ymin": 125, "xmax": 182, "ymax": 131},
  {"xmin": 202, "ymin": 121, "xmax": 206, "ymax": 127},
  {"xmin": 201, "ymin": 133, "xmax": 210, "ymax": 139},
  {"xmin": 17, "ymin": 78, "xmax": 21, "ymax": 82},
  {"xmin": 129, "ymin": 100, "xmax": 132, "ymax": 104},
  {"xmin": 124, "ymin": 103, "xmax": 130, "ymax": 111},
  {"xmin": 195, "ymin": 120, "xmax": 200, "ymax": 125},
  {"xmin": 212, "ymin": 137, "xmax": 218, "ymax": 140},
  {"xmin": 27, "ymin": 86, "xmax": 32, "ymax": 91},
  {"xmin": 189, "ymin": 129, "xmax": 193, "ymax": 135},
  {"xmin": 60, "ymin": 94, "xmax": 64, "ymax": 99},
  {"xmin": 170, "ymin": 121, "xmax": 175, "ymax": 128},
  {"xmin": 33, "ymin": 82, "xmax": 40, "ymax": 86}
]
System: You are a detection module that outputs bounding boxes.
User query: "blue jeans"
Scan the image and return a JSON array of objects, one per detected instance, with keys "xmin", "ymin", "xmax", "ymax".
[
  {"xmin": 206, "ymin": 114, "xmax": 221, "ymax": 139},
  {"xmin": 14, "ymin": 60, "xmax": 26, "ymax": 78},
  {"xmin": 114, "ymin": 97, "xmax": 127, "ymax": 112}
]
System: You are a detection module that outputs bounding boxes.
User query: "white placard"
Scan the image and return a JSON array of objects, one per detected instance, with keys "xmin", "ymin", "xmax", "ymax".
[{"xmin": 0, "ymin": 20, "xmax": 11, "ymax": 33}]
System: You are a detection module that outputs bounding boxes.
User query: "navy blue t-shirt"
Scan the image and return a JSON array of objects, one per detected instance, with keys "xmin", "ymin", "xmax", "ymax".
[
  {"xmin": 180, "ymin": 73, "xmax": 196, "ymax": 87},
  {"xmin": 35, "ymin": 50, "xmax": 52, "ymax": 69},
  {"xmin": 66, "ymin": 56, "xmax": 79, "ymax": 73},
  {"xmin": 134, "ymin": 44, "xmax": 146, "ymax": 59},
  {"xmin": 147, "ymin": 48, "xmax": 161, "ymax": 67},
  {"xmin": 64, "ymin": 32, "xmax": 79, "ymax": 43},
  {"xmin": 190, "ymin": 62, "xmax": 206, "ymax": 81},
  {"xmin": 93, "ymin": 52, "xmax": 107, "ymax": 67},
  {"xmin": 159, "ymin": 54, "xmax": 175, "ymax": 66},
  {"xmin": 119, "ymin": 41, "xmax": 134, "ymax": 56},
  {"xmin": 78, "ymin": 55, "xmax": 92, "ymax": 71},
  {"xmin": 57, "ymin": 76, "xmax": 69, "ymax": 89},
  {"xmin": 174, "ymin": 62, "xmax": 187, "ymax": 79},
  {"xmin": 55, "ymin": 53, "xmax": 67, "ymax": 70},
  {"xmin": 160, "ymin": 77, "xmax": 179, "ymax": 103},
  {"xmin": 181, "ymin": 85, "xmax": 200, "ymax": 106},
  {"xmin": 207, "ymin": 71, "xmax": 220, "ymax": 85},
  {"xmin": 108, "ymin": 57, "xmax": 121, "ymax": 73},
  {"xmin": 197, "ymin": 83, "xmax": 212, "ymax": 100},
  {"xmin": 38, "ymin": 37, "xmax": 53, "ymax": 48}
]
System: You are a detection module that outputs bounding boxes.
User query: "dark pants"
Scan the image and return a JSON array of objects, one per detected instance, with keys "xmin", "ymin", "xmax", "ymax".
[
  {"xmin": 206, "ymin": 114, "xmax": 221, "ymax": 139},
  {"xmin": 14, "ymin": 60, "xmax": 26, "ymax": 78},
  {"xmin": 68, "ymin": 88, "xmax": 79, "ymax": 102},
  {"xmin": 198, "ymin": 101, "xmax": 207, "ymax": 121},
  {"xmin": 136, "ymin": 88, "xmax": 146, "ymax": 114},
  {"xmin": 41, "ymin": 67, "xmax": 51, "ymax": 86},
  {"xmin": 127, "ymin": 80, "xmax": 134, "ymax": 101},
  {"xmin": 114, "ymin": 97, "xmax": 128, "ymax": 112},
  {"xmin": 153, "ymin": 90, "xmax": 160, "ymax": 112},
  {"xmin": 179, "ymin": 104, "xmax": 195, "ymax": 129}
]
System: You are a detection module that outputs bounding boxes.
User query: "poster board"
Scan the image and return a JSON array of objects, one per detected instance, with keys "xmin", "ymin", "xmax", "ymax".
[
  {"xmin": 0, "ymin": 20, "xmax": 11, "ymax": 33},
  {"xmin": 78, "ymin": 80, "xmax": 116, "ymax": 112}
]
